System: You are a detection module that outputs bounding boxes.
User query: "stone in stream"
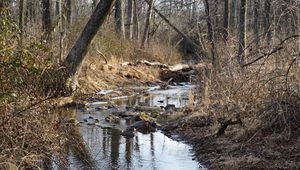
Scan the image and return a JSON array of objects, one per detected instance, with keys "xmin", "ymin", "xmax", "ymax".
[
  {"xmin": 117, "ymin": 111, "xmax": 137, "ymax": 118},
  {"xmin": 135, "ymin": 105, "xmax": 161, "ymax": 112},
  {"xmin": 87, "ymin": 122, "xmax": 95, "ymax": 126},
  {"xmin": 157, "ymin": 100, "xmax": 164, "ymax": 103},
  {"xmin": 129, "ymin": 120, "xmax": 159, "ymax": 134},
  {"xmin": 95, "ymin": 106, "xmax": 108, "ymax": 111},
  {"xmin": 164, "ymin": 104, "xmax": 176, "ymax": 111},
  {"xmin": 105, "ymin": 115, "xmax": 120, "ymax": 123}
]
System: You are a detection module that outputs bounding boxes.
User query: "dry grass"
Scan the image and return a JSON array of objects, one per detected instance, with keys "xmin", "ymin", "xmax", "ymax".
[{"xmin": 198, "ymin": 36, "xmax": 300, "ymax": 140}]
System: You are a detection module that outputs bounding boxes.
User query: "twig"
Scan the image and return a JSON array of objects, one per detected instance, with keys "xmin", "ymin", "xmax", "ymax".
[
  {"xmin": 243, "ymin": 35, "xmax": 299, "ymax": 67},
  {"xmin": 285, "ymin": 57, "xmax": 297, "ymax": 91},
  {"xmin": 96, "ymin": 49, "xmax": 108, "ymax": 64},
  {"xmin": 0, "ymin": 97, "xmax": 54, "ymax": 127}
]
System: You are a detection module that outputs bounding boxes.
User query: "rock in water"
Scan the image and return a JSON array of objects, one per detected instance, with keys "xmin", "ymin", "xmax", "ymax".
[
  {"xmin": 121, "ymin": 128, "xmax": 135, "ymax": 138},
  {"xmin": 105, "ymin": 115, "xmax": 120, "ymax": 123},
  {"xmin": 135, "ymin": 105, "xmax": 161, "ymax": 112}
]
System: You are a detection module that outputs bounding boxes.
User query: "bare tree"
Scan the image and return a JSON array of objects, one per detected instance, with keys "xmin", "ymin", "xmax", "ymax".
[
  {"xmin": 141, "ymin": 0, "xmax": 154, "ymax": 48},
  {"xmin": 230, "ymin": 0, "xmax": 237, "ymax": 32},
  {"xmin": 115, "ymin": 0, "xmax": 125, "ymax": 38},
  {"xmin": 65, "ymin": 0, "xmax": 72, "ymax": 25},
  {"xmin": 19, "ymin": 0, "xmax": 26, "ymax": 44},
  {"xmin": 264, "ymin": 0, "xmax": 271, "ymax": 44},
  {"xmin": 253, "ymin": 0, "xmax": 260, "ymax": 50},
  {"xmin": 204, "ymin": 0, "xmax": 217, "ymax": 68},
  {"xmin": 62, "ymin": 0, "xmax": 115, "ymax": 89},
  {"xmin": 133, "ymin": 0, "xmax": 140, "ymax": 41},
  {"xmin": 126, "ymin": 0, "xmax": 134, "ymax": 39},
  {"xmin": 223, "ymin": 0, "xmax": 229, "ymax": 40},
  {"xmin": 41, "ymin": 0, "xmax": 51, "ymax": 41},
  {"xmin": 237, "ymin": 0, "xmax": 247, "ymax": 68}
]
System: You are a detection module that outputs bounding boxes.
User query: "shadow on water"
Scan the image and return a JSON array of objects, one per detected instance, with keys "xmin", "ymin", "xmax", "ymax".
[{"xmin": 52, "ymin": 109, "xmax": 96, "ymax": 170}]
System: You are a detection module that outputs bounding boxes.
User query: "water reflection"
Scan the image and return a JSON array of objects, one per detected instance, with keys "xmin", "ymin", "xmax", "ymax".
[
  {"xmin": 113, "ymin": 86, "xmax": 191, "ymax": 109},
  {"xmin": 69, "ymin": 123, "xmax": 205, "ymax": 170},
  {"xmin": 57, "ymin": 85, "xmax": 205, "ymax": 170}
]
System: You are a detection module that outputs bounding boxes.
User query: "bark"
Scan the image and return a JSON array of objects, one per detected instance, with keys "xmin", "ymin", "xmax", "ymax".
[
  {"xmin": 126, "ymin": 0, "xmax": 134, "ymax": 39},
  {"xmin": 141, "ymin": 0, "xmax": 154, "ymax": 48},
  {"xmin": 65, "ymin": 0, "xmax": 72, "ymax": 25},
  {"xmin": 204, "ymin": 0, "xmax": 217, "ymax": 68},
  {"xmin": 230, "ymin": 0, "xmax": 236, "ymax": 32},
  {"xmin": 223, "ymin": 0, "xmax": 229, "ymax": 40},
  {"xmin": 253, "ymin": 0, "xmax": 259, "ymax": 50},
  {"xmin": 19, "ymin": 0, "xmax": 26, "ymax": 42},
  {"xmin": 26, "ymin": 0, "xmax": 36, "ymax": 23},
  {"xmin": 41, "ymin": 0, "xmax": 51, "ymax": 41},
  {"xmin": 264, "ymin": 0, "xmax": 271, "ymax": 44},
  {"xmin": 192, "ymin": 0, "xmax": 197, "ymax": 20},
  {"xmin": 62, "ymin": 0, "xmax": 115, "ymax": 80},
  {"xmin": 133, "ymin": 0, "xmax": 140, "ymax": 41},
  {"xmin": 237, "ymin": 0, "xmax": 247, "ymax": 68},
  {"xmin": 92, "ymin": 0, "xmax": 98, "ymax": 9},
  {"xmin": 59, "ymin": 0, "xmax": 64, "ymax": 62},
  {"xmin": 55, "ymin": 0, "xmax": 59, "ymax": 16},
  {"xmin": 115, "ymin": 0, "xmax": 125, "ymax": 38}
]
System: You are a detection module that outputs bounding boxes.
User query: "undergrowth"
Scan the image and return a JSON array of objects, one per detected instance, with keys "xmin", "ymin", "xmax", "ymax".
[{"xmin": 199, "ymin": 36, "xmax": 300, "ymax": 140}]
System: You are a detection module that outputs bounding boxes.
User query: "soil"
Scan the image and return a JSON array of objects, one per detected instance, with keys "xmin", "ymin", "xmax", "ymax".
[
  {"xmin": 164, "ymin": 114, "xmax": 300, "ymax": 170},
  {"xmin": 77, "ymin": 57, "xmax": 300, "ymax": 170}
]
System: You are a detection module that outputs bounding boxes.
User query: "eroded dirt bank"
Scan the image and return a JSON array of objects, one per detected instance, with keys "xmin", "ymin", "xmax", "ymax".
[{"xmin": 163, "ymin": 115, "xmax": 300, "ymax": 170}]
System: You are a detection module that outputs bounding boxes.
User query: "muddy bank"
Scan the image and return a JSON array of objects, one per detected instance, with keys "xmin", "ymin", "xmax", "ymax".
[{"xmin": 163, "ymin": 115, "xmax": 300, "ymax": 169}]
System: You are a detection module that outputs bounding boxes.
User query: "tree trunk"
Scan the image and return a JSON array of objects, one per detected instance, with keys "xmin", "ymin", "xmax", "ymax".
[
  {"xmin": 133, "ymin": 0, "xmax": 140, "ymax": 42},
  {"xmin": 264, "ymin": 0, "xmax": 271, "ymax": 45},
  {"xmin": 55, "ymin": 0, "xmax": 59, "ymax": 16},
  {"xmin": 26, "ymin": 0, "xmax": 36, "ymax": 24},
  {"xmin": 141, "ymin": 0, "xmax": 154, "ymax": 48},
  {"xmin": 59, "ymin": 0, "xmax": 64, "ymax": 62},
  {"xmin": 41, "ymin": 0, "xmax": 51, "ymax": 42},
  {"xmin": 204, "ymin": 0, "xmax": 217, "ymax": 68},
  {"xmin": 19, "ymin": 0, "xmax": 26, "ymax": 44},
  {"xmin": 230, "ymin": 0, "xmax": 236, "ymax": 32},
  {"xmin": 115, "ymin": 0, "xmax": 125, "ymax": 38},
  {"xmin": 143, "ymin": 0, "xmax": 205, "ymax": 57},
  {"xmin": 126, "ymin": 0, "xmax": 134, "ymax": 39},
  {"xmin": 62, "ymin": 0, "xmax": 115, "ymax": 88},
  {"xmin": 237, "ymin": 0, "xmax": 247, "ymax": 68},
  {"xmin": 253, "ymin": 0, "xmax": 259, "ymax": 51},
  {"xmin": 65, "ymin": 0, "xmax": 72, "ymax": 25},
  {"xmin": 223, "ymin": 0, "xmax": 229, "ymax": 40},
  {"xmin": 92, "ymin": 0, "xmax": 98, "ymax": 9}
]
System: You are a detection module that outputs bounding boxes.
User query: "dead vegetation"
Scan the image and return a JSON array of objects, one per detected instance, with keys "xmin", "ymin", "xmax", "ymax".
[{"xmin": 173, "ymin": 36, "xmax": 300, "ymax": 169}]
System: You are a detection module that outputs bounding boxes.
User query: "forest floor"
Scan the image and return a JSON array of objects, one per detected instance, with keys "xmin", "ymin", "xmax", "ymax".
[{"xmin": 75, "ymin": 57, "xmax": 300, "ymax": 170}]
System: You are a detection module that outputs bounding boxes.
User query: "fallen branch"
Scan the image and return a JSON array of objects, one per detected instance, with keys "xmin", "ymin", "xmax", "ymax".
[
  {"xmin": 144, "ymin": 0, "xmax": 206, "ymax": 58},
  {"xmin": 215, "ymin": 117, "xmax": 243, "ymax": 137}
]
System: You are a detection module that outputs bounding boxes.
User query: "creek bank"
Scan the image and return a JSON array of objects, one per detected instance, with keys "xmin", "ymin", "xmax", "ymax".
[{"xmin": 162, "ymin": 114, "xmax": 300, "ymax": 169}]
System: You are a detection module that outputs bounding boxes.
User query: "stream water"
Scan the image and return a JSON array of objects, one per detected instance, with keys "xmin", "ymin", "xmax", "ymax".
[{"xmin": 54, "ymin": 84, "xmax": 206, "ymax": 170}]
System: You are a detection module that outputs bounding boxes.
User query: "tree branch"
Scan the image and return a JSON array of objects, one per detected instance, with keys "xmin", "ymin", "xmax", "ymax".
[{"xmin": 243, "ymin": 35, "xmax": 299, "ymax": 67}]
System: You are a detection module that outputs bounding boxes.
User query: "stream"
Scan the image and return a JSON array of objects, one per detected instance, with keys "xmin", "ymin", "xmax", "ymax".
[{"xmin": 54, "ymin": 83, "xmax": 206, "ymax": 170}]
